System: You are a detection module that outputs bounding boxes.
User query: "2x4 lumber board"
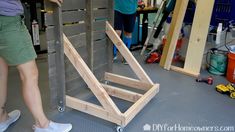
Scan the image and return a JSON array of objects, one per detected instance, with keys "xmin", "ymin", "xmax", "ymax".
[
  {"xmin": 47, "ymin": 40, "xmax": 56, "ymax": 53},
  {"xmin": 45, "ymin": 11, "xmax": 86, "ymax": 26},
  {"xmin": 105, "ymin": 22, "xmax": 153, "ymax": 85},
  {"xmin": 183, "ymin": 0, "xmax": 215, "ymax": 74},
  {"xmin": 62, "ymin": 10, "xmax": 86, "ymax": 23},
  {"xmin": 107, "ymin": 0, "xmax": 114, "ymax": 73},
  {"xmin": 159, "ymin": 0, "xmax": 189, "ymax": 70},
  {"xmin": 52, "ymin": 7, "xmax": 66, "ymax": 110},
  {"xmin": 104, "ymin": 72, "xmax": 153, "ymax": 91},
  {"xmin": 66, "ymin": 96, "xmax": 124, "ymax": 125},
  {"xmin": 94, "ymin": 39, "xmax": 107, "ymax": 51},
  {"xmin": 46, "ymin": 24, "xmax": 86, "ymax": 42},
  {"xmin": 86, "ymin": 0, "xmax": 94, "ymax": 71},
  {"xmin": 93, "ymin": 64, "xmax": 108, "ymax": 81},
  {"xmin": 170, "ymin": 66, "xmax": 199, "ymax": 77},
  {"xmin": 93, "ymin": 21, "xmax": 106, "ymax": 31},
  {"xmin": 92, "ymin": 0, "xmax": 109, "ymax": 8},
  {"xmin": 67, "ymin": 34, "xmax": 86, "ymax": 48},
  {"xmin": 94, "ymin": 48, "xmax": 108, "ymax": 68},
  {"xmin": 63, "ymin": 23, "xmax": 86, "ymax": 37},
  {"xmin": 62, "ymin": 0, "xmax": 86, "ymax": 11},
  {"xmin": 101, "ymin": 84, "xmax": 143, "ymax": 103},
  {"xmin": 48, "ymin": 53, "xmax": 57, "ymax": 108},
  {"xmin": 63, "ymin": 34, "xmax": 121, "ymax": 115},
  {"xmin": 93, "ymin": 9, "xmax": 109, "ymax": 19},
  {"xmin": 93, "ymin": 31, "xmax": 106, "ymax": 41},
  {"xmin": 124, "ymin": 84, "xmax": 159, "ymax": 126}
]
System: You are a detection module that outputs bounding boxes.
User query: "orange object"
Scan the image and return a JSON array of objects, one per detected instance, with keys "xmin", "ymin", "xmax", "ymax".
[
  {"xmin": 162, "ymin": 37, "xmax": 183, "ymax": 62},
  {"xmin": 145, "ymin": 52, "xmax": 161, "ymax": 63},
  {"xmin": 227, "ymin": 52, "xmax": 235, "ymax": 83},
  {"xmin": 162, "ymin": 37, "xmax": 183, "ymax": 50}
]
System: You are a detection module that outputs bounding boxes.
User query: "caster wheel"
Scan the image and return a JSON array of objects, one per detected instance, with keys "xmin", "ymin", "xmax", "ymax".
[
  {"xmin": 216, "ymin": 88, "xmax": 223, "ymax": 93},
  {"xmin": 230, "ymin": 92, "xmax": 235, "ymax": 99},
  {"xmin": 57, "ymin": 106, "xmax": 65, "ymax": 112},
  {"xmin": 105, "ymin": 81, "xmax": 109, "ymax": 84},
  {"xmin": 116, "ymin": 126, "xmax": 124, "ymax": 132}
]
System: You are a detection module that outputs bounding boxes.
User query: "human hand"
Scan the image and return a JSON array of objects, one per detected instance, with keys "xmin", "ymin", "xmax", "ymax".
[{"xmin": 49, "ymin": 0, "xmax": 63, "ymax": 7}]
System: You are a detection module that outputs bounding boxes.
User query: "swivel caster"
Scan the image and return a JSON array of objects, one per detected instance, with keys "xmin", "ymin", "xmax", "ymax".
[
  {"xmin": 57, "ymin": 106, "xmax": 65, "ymax": 112},
  {"xmin": 116, "ymin": 126, "xmax": 124, "ymax": 132},
  {"xmin": 104, "ymin": 80, "xmax": 109, "ymax": 84},
  {"xmin": 230, "ymin": 92, "xmax": 235, "ymax": 99}
]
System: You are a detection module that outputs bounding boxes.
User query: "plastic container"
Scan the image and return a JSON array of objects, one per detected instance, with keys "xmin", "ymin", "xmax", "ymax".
[
  {"xmin": 207, "ymin": 29, "xmax": 226, "ymax": 45},
  {"xmin": 216, "ymin": 23, "xmax": 223, "ymax": 45},
  {"xmin": 162, "ymin": 37, "xmax": 183, "ymax": 62},
  {"xmin": 208, "ymin": 50, "xmax": 227, "ymax": 75},
  {"xmin": 227, "ymin": 52, "xmax": 235, "ymax": 83}
]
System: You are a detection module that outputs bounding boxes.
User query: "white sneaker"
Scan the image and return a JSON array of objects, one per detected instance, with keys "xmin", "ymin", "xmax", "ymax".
[
  {"xmin": 0, "ymin": 110, "xmax": 21, "ymax": 132},
  {"xmin": 113, "ymin": 56, "xmax": 118, "ymax": 63},
  {"xmin": 34, "ymin": 121, "xmax": 72, "ymax": 132}
]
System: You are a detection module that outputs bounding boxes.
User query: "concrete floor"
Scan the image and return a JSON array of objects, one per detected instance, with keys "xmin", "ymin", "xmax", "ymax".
[{"xmin": 4, "ymin": 52, "xmax": 235, "ymax": 132}]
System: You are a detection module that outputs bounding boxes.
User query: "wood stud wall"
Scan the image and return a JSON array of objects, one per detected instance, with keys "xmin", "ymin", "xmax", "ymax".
[
  {"xmin": 44, "ymin": 0, "xmax": 158, "ymax": 127},
  {"xmin": 44, "ymin": 0, "xmax": 113, "ymax": 109}
]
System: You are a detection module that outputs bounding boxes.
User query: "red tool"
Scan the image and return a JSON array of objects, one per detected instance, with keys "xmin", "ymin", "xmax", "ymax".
[
  {"xmin": 196, "ymin": 76, "xmax": 213, "ymax": 85},
  {"xmin": 145, "ymin": 52, "xmax": 161, "ymax": 63}
]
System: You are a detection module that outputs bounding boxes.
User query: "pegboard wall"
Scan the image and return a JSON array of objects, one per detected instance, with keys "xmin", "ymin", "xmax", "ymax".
[{"xmin": 211, "ymin": 0, "xmax": 235, "ymax": 27}]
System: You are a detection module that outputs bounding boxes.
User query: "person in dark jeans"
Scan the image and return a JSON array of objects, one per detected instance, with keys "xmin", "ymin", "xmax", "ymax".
[{"xmin": 113, "ymin": 0, "xmax": 138, "ymax": 64}]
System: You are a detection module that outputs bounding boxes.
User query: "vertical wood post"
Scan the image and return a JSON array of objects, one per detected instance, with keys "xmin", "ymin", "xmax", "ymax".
[
  {"xmin": 183, "ymin": 0, "xmax": 215, "ymax": 74},
  {"xmin": 53, "ymin": 6, "xmax": 66, "ymax": 111},
  {"xmin": 159, "ymin": 0, "xmax": 189, "ymax": 70},
  {"xmin": 107, "ymin": 0, "xmax": 114, "ymax": 72},
  {"xmin": 86, "ymin": 0, "xmax": 94, "ymax": 71}
]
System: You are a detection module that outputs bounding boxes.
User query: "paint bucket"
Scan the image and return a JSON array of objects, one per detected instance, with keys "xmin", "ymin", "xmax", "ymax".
[
  {"xmin": 208, "ymin": 49, "xmax": 227, "ymax": 75},
  {"xmin": 227, "ymin": 52, "xmax": 235, "ymax": 83}
]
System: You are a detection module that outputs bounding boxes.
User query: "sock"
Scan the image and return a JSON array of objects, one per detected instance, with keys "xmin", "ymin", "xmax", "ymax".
[
  {"xmin": 113, "ymin": 45, "xmax": 117, "ymax": 58},
  {"xmin": 123, "ymin": 35, "xmax": 132, "ymax": 49}
]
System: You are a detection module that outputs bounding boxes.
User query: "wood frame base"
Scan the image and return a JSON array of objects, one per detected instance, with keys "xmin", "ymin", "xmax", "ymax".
[{"xmin": 63, "ymin": 22, "xmax": 159, "ymax": 127}]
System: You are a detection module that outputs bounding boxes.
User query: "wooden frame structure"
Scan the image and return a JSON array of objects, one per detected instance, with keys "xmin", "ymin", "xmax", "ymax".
[
  {"xmin": 159, "ymin": 0, "xmax": 215, "ymax": 77},
  {"xmin": 45, "ymin": 0, "xmax": 115, "ymax": 111},
  {"xmin": 64, "ymin": 21, "xmax": 159, "ymax": 127}
]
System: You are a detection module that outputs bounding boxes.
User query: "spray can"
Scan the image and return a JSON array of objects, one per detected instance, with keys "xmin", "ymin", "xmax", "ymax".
[{"xmin": 32, "ymin": 20, "xmax": 40, "ymax": 51}]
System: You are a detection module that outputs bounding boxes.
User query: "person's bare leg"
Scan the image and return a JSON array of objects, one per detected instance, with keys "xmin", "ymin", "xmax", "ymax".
[
  {"xmin": 0, "ymin": 58, "xmax": 8, "ymax": 122},
  {"xmin": 16, "ymin": 60, "xmax": 49, "ymax": 128}
]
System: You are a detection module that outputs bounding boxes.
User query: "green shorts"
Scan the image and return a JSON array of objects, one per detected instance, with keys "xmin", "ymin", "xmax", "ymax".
[{"xmin": 0, "ymin": 15, "xmax": 37, "ymax": 66}]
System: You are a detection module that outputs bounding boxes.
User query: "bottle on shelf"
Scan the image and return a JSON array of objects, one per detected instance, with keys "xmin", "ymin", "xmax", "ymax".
[{"xmin": 215, "ymin": 23, "xmax": 223, "ymax": 45}]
